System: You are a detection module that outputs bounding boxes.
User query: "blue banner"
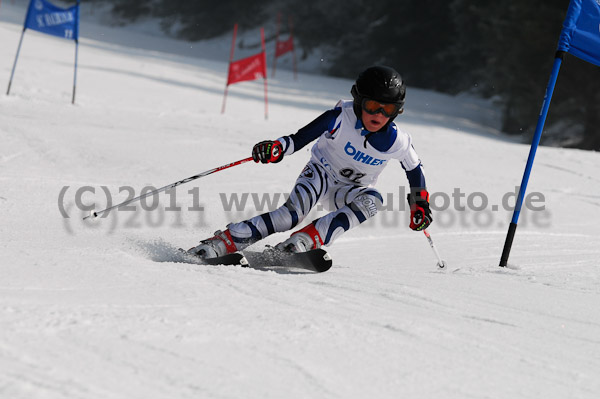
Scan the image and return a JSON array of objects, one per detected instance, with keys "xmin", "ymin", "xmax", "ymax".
[
  {"xmin": 558, "ymin": 0, "xmax": 600, "ymax": 66},
  {"xmin": 24, "ymin": 0, "xmax": 79, "ymax": 41}
]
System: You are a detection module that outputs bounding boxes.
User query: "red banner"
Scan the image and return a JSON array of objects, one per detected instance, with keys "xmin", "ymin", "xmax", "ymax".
[
  {"xmin": 275, "ymin": 36, "xmax": 294, "ymax": 57},
  {"xmin": 222, "ymin": 24, "xmax": 268, "ymax": 119},
  {"xmin": 227, "ymin": 52, "xmax": 267, "ymax": 85}
]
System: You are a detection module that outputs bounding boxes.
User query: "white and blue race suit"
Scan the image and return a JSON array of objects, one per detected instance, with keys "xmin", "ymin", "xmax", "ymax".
[{"xmin": 228, "ymin": 100, "xmax": 427, "ymax": 248}]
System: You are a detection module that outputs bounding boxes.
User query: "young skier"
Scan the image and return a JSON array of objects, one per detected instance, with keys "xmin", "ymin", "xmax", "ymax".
[{"xmin": 189, "ymin": 65, "xmax": 432, "ymax": 259}]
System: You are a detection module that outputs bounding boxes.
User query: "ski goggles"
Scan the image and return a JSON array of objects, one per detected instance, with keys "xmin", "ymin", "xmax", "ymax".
[{"xmin": 361, "ymin": 98, "xmax": 400, "ymax": 118}]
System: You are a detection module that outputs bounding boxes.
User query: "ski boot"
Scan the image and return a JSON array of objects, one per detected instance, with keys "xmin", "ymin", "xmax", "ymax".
[
  {"xmin": 188, "ymin": 229, "xmax": 238, "ymax": 259},
  {"xmin": 275, "ymin": 223, "xmax": 323, "ymax": 253}
]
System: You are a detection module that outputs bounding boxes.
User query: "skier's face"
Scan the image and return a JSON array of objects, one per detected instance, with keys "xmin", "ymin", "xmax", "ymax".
[{"xmin": 361, "ymin": 109, "xmax": 390, "ymax": 132}]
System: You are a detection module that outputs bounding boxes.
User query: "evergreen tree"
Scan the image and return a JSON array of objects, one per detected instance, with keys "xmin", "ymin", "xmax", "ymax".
[
  {"xmin": 107, "ymin": 0, "xmax": 155, "ymax": 21},
  {"xmin": 101, "ymin": 0, "xmax": 599, "ymax": 149},
  {"xmin": 449, "ymin": 0, "xmax": 599, "ymax": 149}
]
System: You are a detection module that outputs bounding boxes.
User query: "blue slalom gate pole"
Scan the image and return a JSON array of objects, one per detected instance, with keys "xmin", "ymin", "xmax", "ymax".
[
  {"xmin": 6, "ymin": 28, "xmax": 26, "ymax": 96},
  {"xmin": 72, "ymin": 0, "xmax": 80, "ymax": 104},
  {"xmin": 72, "ymin": 39, "xmax": 79, "ymax": 104},
  {"xmin": 499, "ymin": 52, "xmax": 564, "ymax": 267}
]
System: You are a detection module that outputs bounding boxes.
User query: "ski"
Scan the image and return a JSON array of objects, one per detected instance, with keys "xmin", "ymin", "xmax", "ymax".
[
  {"xmin": 243, "ymin": 247, "xmax": 333, "ymax": 273},
  {"xmin": 175, "ymin": 247, "xmax": 331, "ymax": 272},
  {"xmin": 178, "ymin": 249, "xmax": 249, "ymax": 267}
]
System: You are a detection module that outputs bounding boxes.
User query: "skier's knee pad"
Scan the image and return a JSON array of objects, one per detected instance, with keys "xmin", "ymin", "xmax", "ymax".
[{"xmin": 350, "ymin": 189, "xmax": 383, "ymax": 220}]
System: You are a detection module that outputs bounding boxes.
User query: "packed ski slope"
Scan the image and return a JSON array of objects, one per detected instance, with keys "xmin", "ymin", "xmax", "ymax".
[{"xmin": 2, "ymin": 2, "xmax": 600, "ymax": 398}]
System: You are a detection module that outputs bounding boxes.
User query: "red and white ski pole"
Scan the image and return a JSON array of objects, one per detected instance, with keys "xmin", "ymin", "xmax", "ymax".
[
  {"xmin": 423, "ymin": 229, "xmax": 447, "ymax": 269},
  {"xmin": 83, "ymin": 157, "xmax": 254, "ymax": 220}
]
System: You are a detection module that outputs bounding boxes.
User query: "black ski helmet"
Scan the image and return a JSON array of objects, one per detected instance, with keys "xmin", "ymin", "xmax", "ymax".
[{"xmin": 351, "ymin": 65, "xmax": 406, "ymax": 121}]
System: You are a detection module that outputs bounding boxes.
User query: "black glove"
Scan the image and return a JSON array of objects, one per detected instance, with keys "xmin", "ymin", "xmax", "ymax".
[
  {"xmin": 407, "ymin": 189, "xmax": 432, "ymax": 231},
  {"xmin": 252, "ymin": 140, "xmax": 284, "ymax": 164}
]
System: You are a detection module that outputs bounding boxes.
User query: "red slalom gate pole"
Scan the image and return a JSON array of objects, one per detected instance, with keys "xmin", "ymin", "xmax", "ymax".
[
  {"xmin": 289, "ymin": 16, "xmax": 297, "ymax": 80},
  {"xmin": 272, "ymin": 12, "xmax": 281, "ymax": 78},
  {"xmin": 83, "ymin": 157, "xmax": 255, "ymax": 220},
  {"xmin": 261, "ymin": 27, "xmax": 268, "ymax": 120},
  {"xmin": 221, "ymin": 23, "xmax": 238, "ymax": 114}
]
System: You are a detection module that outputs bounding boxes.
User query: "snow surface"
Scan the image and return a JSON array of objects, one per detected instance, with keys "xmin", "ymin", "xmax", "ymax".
[{"xmin": 1, "ymin": 1, "xmax": 600, "ymax": 398}]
